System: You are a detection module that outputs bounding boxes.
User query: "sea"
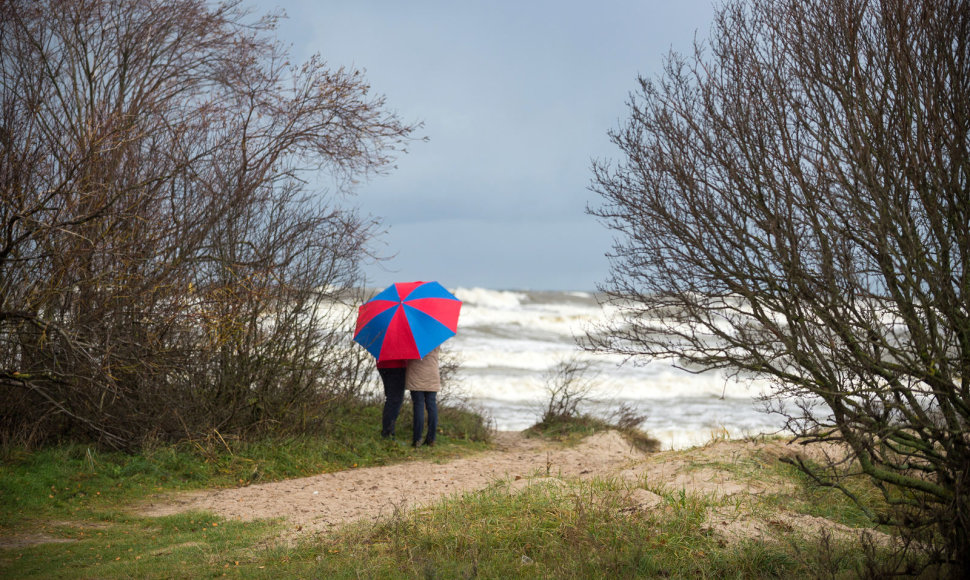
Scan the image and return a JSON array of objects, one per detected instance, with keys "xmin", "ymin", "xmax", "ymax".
[{"xmin": 440, "ymin": 287, "xmax": 788, "ymax": 450}]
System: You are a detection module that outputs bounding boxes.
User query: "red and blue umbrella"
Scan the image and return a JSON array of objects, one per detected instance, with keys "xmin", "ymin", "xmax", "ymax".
[{"xmin": 353, "ymin": 281, "xmax": 462, "ymax": 361}]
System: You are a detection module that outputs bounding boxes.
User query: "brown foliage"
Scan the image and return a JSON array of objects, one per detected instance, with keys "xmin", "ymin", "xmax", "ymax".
[
  {"xmin": 0, "ymin": 0, "xmax": 418, "ymax": 450},
  {"xmin": 588, "ymin": 0, "xmax": 969, "ymax": 574}
]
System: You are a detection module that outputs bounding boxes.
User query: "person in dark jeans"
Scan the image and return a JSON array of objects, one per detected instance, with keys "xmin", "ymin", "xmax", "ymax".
[
  {"xmin": 406, "ymin": 347, "xmax": 441, "ymax": 447},
  {"xmin": 377, "ymin": 359, "xmax": 407, "ymax": 438}
]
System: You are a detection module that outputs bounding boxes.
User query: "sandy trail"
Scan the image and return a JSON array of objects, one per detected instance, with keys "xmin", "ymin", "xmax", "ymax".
[
  {"xmin": 3, "ymin": 433, "xmax": 879, "ymax": 551},
  {"xmin": 140, "ymin": 431, "xmax": 648, "ymax": 535},
  {"xmin": 140, "ymin": 432, "xmax": 880, "ymax": 547}
]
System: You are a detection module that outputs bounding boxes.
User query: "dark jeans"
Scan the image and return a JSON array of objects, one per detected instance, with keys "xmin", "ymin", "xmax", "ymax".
[
  {"xmin": 410, "ymin": 390, "xmax": 438, "ymax": 445},
  {"xmin": 378, "ymin": 367, "xmax": 406, "ymax": 437}
]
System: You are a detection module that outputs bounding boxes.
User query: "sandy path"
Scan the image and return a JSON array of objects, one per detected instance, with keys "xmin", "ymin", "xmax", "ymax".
[{"xmin": 140, "ymin": 431, "xmax": 647, "ymax": 535}]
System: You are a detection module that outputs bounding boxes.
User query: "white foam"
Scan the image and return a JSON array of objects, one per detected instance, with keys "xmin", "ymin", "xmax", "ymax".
[
  {"xmin": 339, "ymin": 287, "xmax": 787, "ymax": 449},
  {"xmin": 453, "ymin": 287, "xmax": 527, "ymax": 309},
  {"xmin": 454, "ymin": 362, "xmax": 764, "ymax": 402}
]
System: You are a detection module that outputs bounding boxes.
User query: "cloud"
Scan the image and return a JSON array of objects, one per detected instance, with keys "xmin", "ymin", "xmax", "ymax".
[
  {"xmin": 259, "ymin": 0, "xmax": 716, "ymax": 289},
  {"xmin": 366, "ymin": 216, "xmax": 612, "ymax": 291}
]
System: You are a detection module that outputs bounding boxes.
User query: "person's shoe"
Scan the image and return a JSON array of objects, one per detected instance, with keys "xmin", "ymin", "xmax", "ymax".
[
  {"xmin": 411, "ymin": 440, "xmax": 421, "ymax": 448},
  {"xmin": 423, "ymin": 439, "xmax": 435, "ymax": 447}
]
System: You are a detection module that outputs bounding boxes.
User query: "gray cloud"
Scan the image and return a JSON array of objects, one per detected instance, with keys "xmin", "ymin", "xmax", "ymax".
[{"xmin": 257, "ymin": 0, "xmax": 716, "ymax": 289}]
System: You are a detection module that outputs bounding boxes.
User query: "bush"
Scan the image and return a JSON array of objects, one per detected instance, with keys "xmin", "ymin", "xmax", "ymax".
[
  {"xmin": 0, "ymin": 0, "xmax": 417, "ymax": 450},
  {"xmin": 529, "ymin": 358, "xmax": 658, "ymax": 452}
]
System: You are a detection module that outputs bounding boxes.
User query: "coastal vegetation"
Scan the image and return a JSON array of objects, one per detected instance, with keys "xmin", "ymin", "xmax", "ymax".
[
  {"xmin": 2, "ymin": 414, "xmax": 926, "ymax": 579},
  {"xmin": 527, "ymin": 357, "xmax": 661, "ymax": 453},
  {"xmin": 588, "ymin": 0, "xmax": 969, "ymax": 572},
  {"xmin": 0, "ymin": 399, "xmax": 491, "ymax": 578},
  {"xmin": 0, "ymin": 0, "xmax": 417, "ymax": 451},
  {"xmin": 1, "ymin": 0, "xmax": 965, "ymax": 577}
]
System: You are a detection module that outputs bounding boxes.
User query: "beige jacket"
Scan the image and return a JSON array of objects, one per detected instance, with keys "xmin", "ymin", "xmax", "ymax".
[{"xmin": 406, "ymin": 347, "xmax": 441, "ymax": 391}]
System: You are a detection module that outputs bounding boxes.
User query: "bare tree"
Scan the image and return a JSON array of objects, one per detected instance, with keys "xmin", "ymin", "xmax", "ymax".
[
  {"xmin": 0, "ymin": 0, "xmax": 417, "ymax": 449},
  {"xmin": 588, "ymin": 0, "xmax": 968, "ymax": 572}
]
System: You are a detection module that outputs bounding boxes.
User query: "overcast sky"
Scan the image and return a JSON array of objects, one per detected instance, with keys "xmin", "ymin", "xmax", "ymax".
[{"xmin": 253, "ymin": 1, "xmax": 717, "ymax": 291}]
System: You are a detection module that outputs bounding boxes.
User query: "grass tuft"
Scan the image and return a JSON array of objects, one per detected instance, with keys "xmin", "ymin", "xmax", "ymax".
[
  {"xmin": 1, "ymin": 405, "xmax": 930, "ymax": 579},
  {"xmin": 0, "ymin": 399, "xmax": 489, "ymax": 578}
]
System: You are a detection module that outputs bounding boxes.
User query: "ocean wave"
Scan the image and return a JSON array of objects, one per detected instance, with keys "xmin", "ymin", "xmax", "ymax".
[
  {"xmin": 453, "ymin": 287, "xmax": 527, "ymax": 309},
  {"xmin": 345, "ymin": 286, "xmax": 785, "ymax": 444}
]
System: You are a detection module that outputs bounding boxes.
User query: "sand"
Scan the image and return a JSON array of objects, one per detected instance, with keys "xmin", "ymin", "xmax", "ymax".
[
  {"xmin": 5, "ymin": 431, "xmax": 885, "ymax": 550},
  {"xmin": 140, "ymin": 430, "xmax": 877, "ymax": 547},
  {"xmin": 140, "ymin": 430, "xmax": 647, "ymax": 536}
]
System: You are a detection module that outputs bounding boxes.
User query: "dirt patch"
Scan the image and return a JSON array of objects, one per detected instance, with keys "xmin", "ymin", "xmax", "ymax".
[
  {"xmin": 0, "ymin": 534, "xmax": 77, "ymax": 550},
  {"xmin": 626, "ymin": 438, "xmax": 802, "ymax": 497},
  {"xmin": 139, "ymin": 430, "xmax": 646, "ymax": 536},
  {"xmin": 0, "ymin": 520, "xmax": 110, "ymax": 550},
  {"xmin": 616, "ymin": 437, "xmax": 892, "ymax": 546},
  {"xmin": 6, "ymin": 433, "xmax": 880, "ymax": 549},
  {"xmin": 706, "ymin": 508, "xmax": 878, "ymax": 546}
]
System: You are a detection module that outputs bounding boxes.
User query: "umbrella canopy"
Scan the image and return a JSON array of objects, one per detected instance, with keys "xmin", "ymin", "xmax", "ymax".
[{"xmin": 353, "ymin": 281, "xmax": 462, "ymax": 361}]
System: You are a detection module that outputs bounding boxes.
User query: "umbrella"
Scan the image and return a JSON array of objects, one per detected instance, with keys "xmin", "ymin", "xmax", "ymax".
[{"xmin": 353, "ymin": 281, "xmax": 462, "ymax": 361}]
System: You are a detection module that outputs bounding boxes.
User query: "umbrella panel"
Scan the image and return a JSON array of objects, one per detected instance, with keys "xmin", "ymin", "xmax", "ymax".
[{"xmin": 353, "ymin": 281, "xmax": 462, "ymax": 361}]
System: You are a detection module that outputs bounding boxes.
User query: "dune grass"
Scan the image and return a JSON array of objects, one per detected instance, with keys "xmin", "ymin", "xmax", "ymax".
[
  {"xmin": 0, "ymin": 399, "xmax": 490, "ymax": 578},
  {"xmin": 526, "ymin": 412, "xmax": 661, "ymax": 454},
  {"xmin": 1, "ymin": 405, "xmax": 927, "ymax": 579},
  {"xmin": 299, "ymin": 430, "xmax": 927, "ymax": 579},
  {"xmin": 290, "ymin": 473, "xmax": 885, "ymax": 579}
]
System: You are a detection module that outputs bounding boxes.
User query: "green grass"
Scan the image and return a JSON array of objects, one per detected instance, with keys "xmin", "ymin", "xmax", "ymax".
[
  {"xmin": 0, "ymin": 400, "xmax": 488, "ymax": 527},
  {"xmin": 0, "ymin": 399, "xmax": 490, "ymax": 579},
  {"xmin": 2, "ymin": 512, "xmax": 284, "ymax": 579},
  {"xmin": 666, "ymin": 441, "xmax": 889, "ymax": 531},
  {"xmin": 1, "ymin": 406, "xmax": 929, "ymax": 579},
  {"xmin": 526, "ymin": 412, "xmax": 613, "ymax": 442},
  {"xmin": 525, "ymin": 412, "xmax": 660, "ymax": 453},
  {"xmin": 770, "ymin": 458, "xmax": 887, "ymax": 530},
  {"xmin": 300, "ymin": 476, "xmax": 826, "ymax": 578}
]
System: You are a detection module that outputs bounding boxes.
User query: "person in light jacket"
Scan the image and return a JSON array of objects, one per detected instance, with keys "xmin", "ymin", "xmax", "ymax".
[{"xmin": 406, "ymin": 347, "xmax": 441, "ymax": 447}]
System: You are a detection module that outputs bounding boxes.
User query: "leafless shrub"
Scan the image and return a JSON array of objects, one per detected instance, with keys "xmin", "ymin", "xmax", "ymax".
[
  {"xmin": 541, "ymin": 357, "xmax": 597, "ymax": 423},
  {"xmin": 588, "ymin": 0, "xmax": 969, "ymax": 572},
  {"xmin": 606, "ymin": 402, "xmax": 648, "ymax": 432},
  {"xmin": 0, "ymin": 0, "xmax": 417, "ymax": 450}
]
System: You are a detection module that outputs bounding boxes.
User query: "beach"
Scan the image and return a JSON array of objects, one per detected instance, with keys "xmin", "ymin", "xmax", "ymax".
[
  {"xmin": 446, "ymin": 287, "xmax": 787, "ymax": 449},
  {"xmin": 139, "ymin": 429, "xmax": 873, "ymax": 550}
]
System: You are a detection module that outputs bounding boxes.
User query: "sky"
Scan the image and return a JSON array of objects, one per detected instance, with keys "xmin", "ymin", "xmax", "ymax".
[{"xmin": 252, "ymin": 1, "xmax": 717, "ymax": 291}]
